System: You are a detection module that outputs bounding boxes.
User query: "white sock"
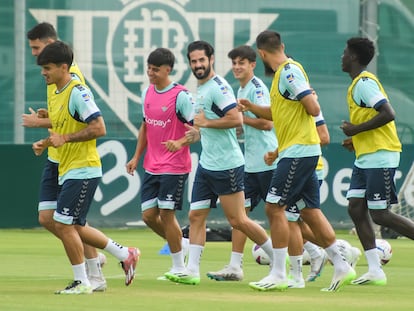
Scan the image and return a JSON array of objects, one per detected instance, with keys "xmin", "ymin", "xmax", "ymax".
[
  {"xmin": 186, "ymin": 244, "xmax": 203, "ymax": 276},
  {"xmin": 289, "ymin": 255, "xmax": 303, "ymax": 281},
  {"xmin": 72, "ymin": 262, "xmax": 90, "ymax": 285},
  {"xmin": 270, "ymin": 247, "xmax": 288, "ymax": 279},
  {"xmin": 104, "ymin": 239, "xmax": 129, "ymax": 261},
  {"xmin": 325, "ymin": 242, "xmax": 349, "ymax": 273},
  {"xmin": 365, "ymin": 248, "xmax": 383, "ymax": 274},
  {"xmin": 85, "ymin": 257, "xmax": 102, "ymax": 277},
  {"xmin": 260, "ymin": 239, "xmax": 273, "ymax": 264},
  {"xmin": 181, "ymin": 237, "xmax": 190, "ymax": 250},
  {"xmin": 303, "ymin": 241, "xmax": 321, "ymax": 259},
  {"xmin": 229, "ymin": 251, "xmax": 243, "ymax": 268},
  {"xmin": 171, "ymin": 250, "xmax": 185, "ymax": 271}
]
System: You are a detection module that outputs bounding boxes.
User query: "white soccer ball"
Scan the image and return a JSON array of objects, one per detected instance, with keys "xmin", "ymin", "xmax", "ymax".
[
  {"xmin": 376, "ymin": 238, "xmax": 392, "ymax": 265},
  {"xmin": 251, "ymin": 243, "xmax": 271, "ymax": 265}
]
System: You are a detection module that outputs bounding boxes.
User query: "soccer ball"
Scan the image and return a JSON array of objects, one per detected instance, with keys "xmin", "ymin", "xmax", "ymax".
[
  {"xmin": 251, "ymin": 243, "xmax": 271, "ymax": 265},
  {"xmin": 376, "ymin": 238, "xmax": 392, "ymax": 265}
]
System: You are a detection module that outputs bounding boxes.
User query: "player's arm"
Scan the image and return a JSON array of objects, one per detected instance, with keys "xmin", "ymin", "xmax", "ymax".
[
  {"xmin": 49, "ymin": 116, "xmax": 106, "ymax": 147},
  {"xmin": 162, "ymin": 90, "xmax": 198, "ymax": 151},
  {"xmin": 243, "ymin": 114, "xmax": 273, "ymax": 131},
  {"xmin": 194, "ymin": 106, "xmax": 242, "ymax": 129},
  {"xmin": 317, "ymin": 123, "xmax": 330, "ymax": 146},
  {"xmin": 340, "ymin": 102, "xmax": 394, "ymax": 137},
  {"xmin": 299, "ymin": 92, "xmax": 320, "ymax": 117},
  {"xmin": 238, "ymin": 98, "xmax": 272, "ymax": 121},
  {"xmin": 288, "ymin": 64, "xmax": 320, "ymax": 116},
  {"xmin": 126, "ymin": 121, "xmax": 147, "ymax": 175}
]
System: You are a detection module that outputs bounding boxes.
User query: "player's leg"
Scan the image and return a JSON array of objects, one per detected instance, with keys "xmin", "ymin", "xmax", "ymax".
[
  {"xmin": 207, "ymin": 172, "xmax": 267, "ymax": 281},
  {"xmin": 347, "ymin": 167, "xmax": 385, "ymax": 285},
  {"xmin": 367, "ymin": 168, "xmax": 414, "ymax": 239},
  {"xmin": 218, "ymin": 167, "xmax": 271, "ymax": 255},
  {"xmin": 299, "ymin": 220, "xmax": 327, "ymax": 282},
  {"xmin": 140, "ymin": 173, "xmax": 166, "ymax": 238},
  {"xmin": 300, "ymin": 207, "xmax": 355, "ymax": 291},
  {"xmin": 53, "ymin": 178, "xmax": 94, "ymax": 294},
  {"xmin": 37, "ymin": 159, "xmax": 60, "ymax": 236},
  {"xmin": 158, "ymin": 174, "xmax": 188, "ymax": 274},
  {"xmin": 165, "ymin": 165, "xmax": 210, "ymax": 285},
  {"xmin": 251, "ymin": 158, "xmax": 308, "ymax": 292},
  {"xmin": 287, "ymin": 220, "xmax": 305, "ymax": 288},
  {"xmin": 83, "ymin": 242, "xmax": 106, "ymax": 292},
  {"xmin": 206, "ymin": 209, "xmax": 248, "ymax": 281}
]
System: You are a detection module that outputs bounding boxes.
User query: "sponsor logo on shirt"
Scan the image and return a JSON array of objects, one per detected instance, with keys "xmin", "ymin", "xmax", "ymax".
[{"xmin": 146, "ymin": 117, "xmax": 171, "ymax": 128}]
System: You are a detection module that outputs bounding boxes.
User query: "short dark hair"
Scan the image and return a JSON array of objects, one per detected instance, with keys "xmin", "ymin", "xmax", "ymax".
[
  {"xmin": 187, "ymin": 40, "xmax": 214, "ymax": 60},
  {"xmin": 27, "ymin": 22, "xmax": 57, "ymax": 41},
  {"xmin": 346, "ymin": 37, "xmax": 375, "ymax": 66},
  {"xmin": 256, "ymin": 30, "xmax": 282, "ymax": 52},
  {"xmin": 37, "ymin": 41, "xmax": 73, "ymax": 68},
  {"xmin": 147, "ymin": 48, "xmax": 175, "ymax": 69},
  {"xmin": 227, "ymin": 45, "xmax": 256, "ymax": 62}
]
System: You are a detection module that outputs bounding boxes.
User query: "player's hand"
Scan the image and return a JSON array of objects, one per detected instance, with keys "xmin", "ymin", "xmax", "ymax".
[
  {"xmin": 264, "ymin": 150, "xmax": 278, "ymax": 165},
  {"xmin": 32, "ymin": 138, "xmax": 49, "ymax": 156},
  {"xmin": 37, "ymin": 108, "xmax": 48, "ymax": 118},
  {"xmin": 22, "ymin": 107, "xmax": 40, "ymax": 127},
  {"xmin": 342, "ymin": 137, "xmax": 355, "ymax": 152},
  {"xmin": 340, "ymin": 120, "xmax": 358, "ymax": 136},
  {"xmin": 194, "ymin": 109, "xmax": 208, "ymax": 128},
  {"xmin": 162, "ymin": 140, "xmax": 182, "ymax": 152},
  {"xmin": 48, "ymin": 129, "xmax": 67, "ymax": 147},
  {"xmin": 184, "ymin": 123, "xmax": 200, "ymax": 143},
  {"xmin": 126, "ymin": 158, "xmax": 138, "ymax": 176},
  {"xmin": 237, "ymin": 98, "xmax": 252, "ymax": 112}
]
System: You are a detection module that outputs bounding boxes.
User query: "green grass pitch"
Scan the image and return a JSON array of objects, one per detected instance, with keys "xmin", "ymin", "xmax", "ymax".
[{"xmin": 0, "ymin": 228, "xmax": 413, "ymax": 311}]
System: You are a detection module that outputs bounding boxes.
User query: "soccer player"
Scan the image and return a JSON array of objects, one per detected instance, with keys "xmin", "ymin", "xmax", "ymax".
[
  {"xmin": 164, "ymin": 40, "xmax": 273, "ymax": 285},
  {"xmin": 262, "ymin": 110, "xmax": 330, "ymax": 288},
  {"xmin": 22, "ymin": 22, "xmax": 106, "ymax": 291},
  {"xmin": 340, "ymin": 37, "xmax": 414, "ymax": 285},
  {"xmin": 126, "ymin": 47, "xmax": 193, "ymax": 277},
  {"xmin": 239, "ymin": 30, "xmax": 355, "ymax": 292},
  {"xmin": 206, "ymin": 45, "xmax": 277, "ymax": 282},
  {"xmin": 34, "ymin": 41, "xmax": 139, "ymax": 294}
]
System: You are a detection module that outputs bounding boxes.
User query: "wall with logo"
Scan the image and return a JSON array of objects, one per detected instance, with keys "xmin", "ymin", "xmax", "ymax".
[
  {"xmin": 1, "ymin": 0, "xmax": 414, "ymax": 228},
  {"xmin": 2, "ymin": 141, "xmax": 414, "ymax": 229}
]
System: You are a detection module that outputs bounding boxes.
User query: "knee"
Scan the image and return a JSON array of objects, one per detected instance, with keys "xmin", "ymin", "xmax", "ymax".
[
  {"xmin": 227, "ymin": 216, "xmax": 248, "ymax": 231},
  {"xmin": 38, "ymin": 214, "xmax": 54, "ymax": 231},
  {"xmin": 347, "ymin": 200, "xmax": 361, "ymax": 218},
  {"xmin": 370, "ymin": 209, "xmax": 387, "ymax": 225},
  {"xmin": 142, "ymin": 213, "xmax": 155, "ymax": 227},
  {"xmin": 189, "ymin": 210, "xmax": 207, "ymax": 228}
]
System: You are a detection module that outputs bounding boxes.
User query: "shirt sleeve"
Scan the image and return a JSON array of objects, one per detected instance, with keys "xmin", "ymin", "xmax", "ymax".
[
  {"xmin": 213, "ymin": 81, "xmax": 237, "ymax": 115},
  {"xmin": 280, "ymin": 63, "xmax": 312, "ymax": 100},
  {"xmin": 176, "ymin": 90, "xmax": 195, "ymax": 123},
  {"xmin": 69, "ymin": 85, "xmax": 101, "ymax": 123},
  {"xmin": 141, "ymin": 87, "xmax": 148, "ymax": 120},
  {"xmin": 252, "ymin": 83, "xmax": 270, "ymax": 107},
  {"xmin": 354, "ymin": 77, "xmax": 388, "ymax": 109}
]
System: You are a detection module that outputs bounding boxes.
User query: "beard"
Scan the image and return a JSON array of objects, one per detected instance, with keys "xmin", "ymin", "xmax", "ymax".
[
  {"xmin": 262, "ymin": 60, "xmax": 275, "ymax": 77},
  {"xmin": 192, "ymin": 65, "xmax": 211, "ymax": 80}
]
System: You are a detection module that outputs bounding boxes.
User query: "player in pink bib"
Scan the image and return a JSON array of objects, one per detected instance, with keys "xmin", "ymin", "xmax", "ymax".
[{"xmin": 126, "ymin": 48, "xmax": 195, "ymax": 278}]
